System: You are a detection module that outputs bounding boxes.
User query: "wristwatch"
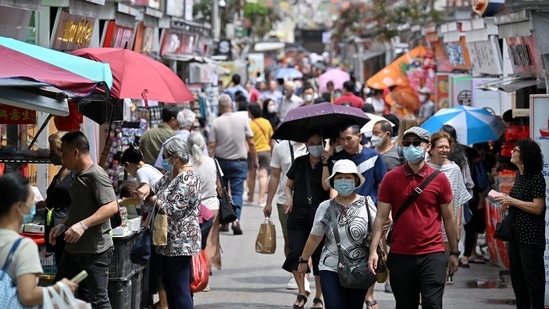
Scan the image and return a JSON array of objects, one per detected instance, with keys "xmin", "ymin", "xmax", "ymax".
[
  {"xmin": 298, "ymin": 257, "xmax": 309, "ymax": 264},
  {"xmin": 449, "ymin": 251, "xmax": 460, "ymax": 257}
]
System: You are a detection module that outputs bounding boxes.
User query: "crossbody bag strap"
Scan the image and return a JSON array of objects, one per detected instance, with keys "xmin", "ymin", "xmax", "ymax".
[
  {"xmin": 0, "ymin": 238, "xmax": 23, "ymax": 279},
  {"xmin": 252, "ymin": 119, "xmax": 268, "ymax": 140},
  {"xmin": 214, "ymin": 159, "xmax": 231, "ymax": 202},
  {"xmin": 330, "ymin": 199, "xmax": 341, "ymax": 247},
  {"xmin": 305, "ymin": 162, "xmax": 312, "ymax": 206},
  {"xmin": 392, "ymin": 170, "xmax": 441, "ymax": 226},
  {"xmin": 288, "ymin": 141, "xmax": 294, "ymax": 162}
]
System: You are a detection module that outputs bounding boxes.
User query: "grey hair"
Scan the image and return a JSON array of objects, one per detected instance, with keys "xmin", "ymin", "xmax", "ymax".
[
  {"xmin": 187, "ymin": 132, "xmax": 206, "ymax": 165},
  {"xmin": 218, "ymin": 94, "xmax": 232, "ymax": 108},
  {"xmin": 284, "ymin": 81, "xmax": 296, "ymax": 91},
  {"xmin": 177, "ymin": 109, "xmax": 196, "ymax": 129},
  {"xmin": 163, "ymin": 138, "xmax": 189, "ymax": 164}
]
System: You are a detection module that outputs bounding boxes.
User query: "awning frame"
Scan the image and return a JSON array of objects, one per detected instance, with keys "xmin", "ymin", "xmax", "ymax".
[{"xmin": 476, "ymin": 77, "xmax": 540, "ymax": 92}]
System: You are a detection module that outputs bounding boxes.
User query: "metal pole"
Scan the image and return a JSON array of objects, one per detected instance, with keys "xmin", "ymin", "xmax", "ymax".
[{"xmin": 213, "ymin": 0, "xmax": 220, "ymax": 42}]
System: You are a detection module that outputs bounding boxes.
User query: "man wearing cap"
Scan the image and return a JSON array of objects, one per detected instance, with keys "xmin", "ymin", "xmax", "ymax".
[
  {"xmin": 367, "ymin": 126, "xmax": 459, "ymax": 309},
  {"xmin": 417, "ymin": 87, "xmax": 435, "ymax": 124}
]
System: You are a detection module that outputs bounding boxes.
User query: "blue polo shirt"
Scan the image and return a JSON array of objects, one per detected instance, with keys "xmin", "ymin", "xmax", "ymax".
[{"xmin": 330, "ymin": 147, "xmax": 387, "ymax": 204}]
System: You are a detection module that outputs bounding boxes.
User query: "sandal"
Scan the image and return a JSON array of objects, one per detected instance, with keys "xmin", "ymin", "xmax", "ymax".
[
  {"xmin": 312, "ymin": 297, "xmax": 324, "ymax": 309},
  {"xmin": 292, "ymin": 294, "xmax": 307, "ymax": 309},
  {"xmin": 365, "ymin": 299, "xmax": 378, "ymax": 309}
]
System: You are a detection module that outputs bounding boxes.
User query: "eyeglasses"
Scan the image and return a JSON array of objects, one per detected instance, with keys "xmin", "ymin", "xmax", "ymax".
[
  {"xmin": 511, "ymin": 147, "xmax": 520, "ymax": 153},
  {"xmin": 402, "ymin": 139, "xmax": 424, "ymax": 147}
]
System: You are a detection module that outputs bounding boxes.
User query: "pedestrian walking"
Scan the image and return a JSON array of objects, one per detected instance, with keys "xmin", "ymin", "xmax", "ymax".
[
  {"xmin": 297, "ymin": 159, "xmax": 374, "ymax": 309},
  {"xmin": 139, "ymin": 104, "xmax": 179, "ymax": 165},
  {"xmin": 208, "ymin": 94, "xmax": 259, "ymax": 234},
  {"xmin": 368, "ymin": 126, "xmax": 459, "ymax": 309}
]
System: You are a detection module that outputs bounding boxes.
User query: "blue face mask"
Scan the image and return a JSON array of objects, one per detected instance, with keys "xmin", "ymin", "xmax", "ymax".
[
  {"xmin": 403, "ymin": 145, "xmax": 425, "ymax": 164},
  {"xmin": 22, "ymin": 203, "xmax": 36, "ymax": 224},
  {"xmin": 162, "ymin": 158, "xmax": 173, "ymax": 172},
  {"xmin": 333, "ymin": 179, "xmax": 356, "ymax": 196},
  {"xmin": 308, "ymin": 145, "xmax": 323, "ymax": 158}
]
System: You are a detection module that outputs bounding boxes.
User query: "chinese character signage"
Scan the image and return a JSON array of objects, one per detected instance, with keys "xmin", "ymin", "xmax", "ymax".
[
  {"xmin": 51, "ymin": 11, "xmax": 95, "ymax": 51},
  {"xmin": 0, "ymin": 105, "xmax": 36, "ymax": 124},
  {"xmin": 102, "ymin": 21, "xmax": 135, "ymax": 48}
]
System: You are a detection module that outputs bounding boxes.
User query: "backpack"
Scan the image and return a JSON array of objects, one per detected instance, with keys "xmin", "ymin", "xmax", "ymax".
[
  {"xmin": 473, "ymin": 158, "xmax": 490, "ymax": 192},
  {"xmin": 0, "ymin": 238, "xmax": 34, "ymax": 309}
]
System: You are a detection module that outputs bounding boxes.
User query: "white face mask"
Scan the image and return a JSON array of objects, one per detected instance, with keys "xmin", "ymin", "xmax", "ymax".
[
  {"xmin": 419, "ymin": 94, "xmax": 428, "ymax": 102},
  {"xmin": 267, "ymin": 105, "xmax": 276, "ymax": 113},
  {"xmin": 304, "ymin": 94, "xmax": 314, "ymax": 102},
  {"xmin": 370, "ymin": 135, "xmax": 383, "ymax": 147}
]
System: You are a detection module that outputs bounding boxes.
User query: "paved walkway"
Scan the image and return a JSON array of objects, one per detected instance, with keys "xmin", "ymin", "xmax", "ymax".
[{"xmin": 194, "ymin": 197, "xmax": 515, "ymax": 309}]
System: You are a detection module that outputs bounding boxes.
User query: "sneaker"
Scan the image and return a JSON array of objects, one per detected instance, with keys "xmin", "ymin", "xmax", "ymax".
[
  {"xmin": 304, "ymin": 278, "xmax": 311, "ymax": 295},
  {"xmin": 446, "ymin": 274, "xmax": 454, "ymax": 285},
  {"xmin": 286, "ymin": 277, "xmax": 298, "ymax": 290},
  {"xmin": 202, "ymin": 284, "xmax": 210, "ymax": 292},
  {"xmin": 384, "ymin": 282, "xmax": 393, "ymax": 293}
]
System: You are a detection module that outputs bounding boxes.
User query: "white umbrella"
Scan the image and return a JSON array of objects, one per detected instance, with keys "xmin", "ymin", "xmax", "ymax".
[{"xmin": 360, "ymin": 113, "xmax": 395, "ymax": 133}]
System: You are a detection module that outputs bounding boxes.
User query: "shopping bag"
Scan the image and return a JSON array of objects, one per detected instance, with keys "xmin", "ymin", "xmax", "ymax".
[
  {"xmin": 190, "ymin": 250, "xmax": 210, "ymax": 293},
  {"xmin": 255, "ymin": 218, "xmax": 276, "ymax": 254},
  {"xmin": 0, "ymin": 239, "xmax": 35, "ymax": 309},
  {"xmin": 130, "ymin": 228, "xmax": 152, "ymax": 265},
  {"xmin": 43, "ymin": 282, "xmax": 91, "ymax": 309},
  {"xmin": 152, "ymin": 212, "xmax": 168, "ymax": 246}
]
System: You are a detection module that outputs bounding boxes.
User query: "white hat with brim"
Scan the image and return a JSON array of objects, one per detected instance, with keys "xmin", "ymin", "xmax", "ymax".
[{"xmin": 324, "ymin": 159, "xmax": 366, "ymax": 189}]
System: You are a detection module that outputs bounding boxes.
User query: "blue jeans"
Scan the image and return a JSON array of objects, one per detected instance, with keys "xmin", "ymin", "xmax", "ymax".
[
  {"xmin": 56, "ymin": 247, "xmax": 114, "ymax": 309},
  {"xmin": 319, "ymin": 270, "xmax": 368, "ymax": 309},
  {"xmin": 216, "ymin": 159, "xmax": 247, "ymax": 220},
  {"xmin": 161, "ymin": 255, "xmax": 193, "ymax": 309}
]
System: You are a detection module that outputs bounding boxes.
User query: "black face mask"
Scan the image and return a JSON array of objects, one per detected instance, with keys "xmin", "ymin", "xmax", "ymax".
[{"xmin": 50, "ymin": 153, "xmax": 62, "ymax": 166}]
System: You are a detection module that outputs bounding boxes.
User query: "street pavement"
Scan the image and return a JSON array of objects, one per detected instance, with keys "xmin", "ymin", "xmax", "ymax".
[{"xmin": 194, "ymin": 194, "xmax": 515, "ymax": 309}]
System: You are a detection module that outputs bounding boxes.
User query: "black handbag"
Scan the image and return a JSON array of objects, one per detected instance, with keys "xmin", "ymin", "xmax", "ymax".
[
  {"xmin": 330, "ymin": 199, "xmax": 376, "ymax": 289},
  {"xmin": 215, "ymin": 160, "xmax": 237, "ymax": 225},
  {"xmin": 494, "ymin": 207, "xmax": 516, "ymax": 241},
  {"xmin": 130, "ymin": 200, "xmax": 156, "ymax": 265},
  {"xmin": 387, "ymin": 171, "xmax": 440, "ymax": 246}
]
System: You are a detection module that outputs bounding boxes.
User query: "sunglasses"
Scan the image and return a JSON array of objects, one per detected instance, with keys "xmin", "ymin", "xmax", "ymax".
[{"xmin": 402, "ymin": 139, "xmax": 424, "ymax": 147}]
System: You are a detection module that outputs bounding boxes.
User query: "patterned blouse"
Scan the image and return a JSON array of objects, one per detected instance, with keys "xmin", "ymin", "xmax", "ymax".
[
  {"xmin": 153, "ymin": 169, "xmax": 202, "ymax": 257},
  {"xmin": 510, "ymin": 172, "xmax": 546, "ymax": 249}
]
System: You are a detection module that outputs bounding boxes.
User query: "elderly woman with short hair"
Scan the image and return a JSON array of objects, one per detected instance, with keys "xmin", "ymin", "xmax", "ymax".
[{"xmin": 153, "ymin": 138, "xmax": 201, "ymax": 309}]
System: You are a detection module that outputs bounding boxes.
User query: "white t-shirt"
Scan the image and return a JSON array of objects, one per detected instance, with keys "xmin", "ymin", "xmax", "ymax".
[
  {"xmin": 136, "ymin": 164, "xmax": 163, "ymax": 187},
  {"xmin": 270, "ymin": 140, "xmax": 308, "ymax": 205},
  {"xmin": 0, "ymin": 229, "xmax": 42, "ymax": 281},
  {"xmin": 191, "ymin": 156, "xmax": 222, "ymax": 210}
]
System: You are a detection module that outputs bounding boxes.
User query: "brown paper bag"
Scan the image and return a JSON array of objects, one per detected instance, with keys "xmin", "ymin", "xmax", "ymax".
[
  {"xmin": 152, "ymin": 213, "xmax": 168, "ymax": 246},
  {"xmin": 255, "ymin": 218, "xmax": 276, "ymax": 254}
]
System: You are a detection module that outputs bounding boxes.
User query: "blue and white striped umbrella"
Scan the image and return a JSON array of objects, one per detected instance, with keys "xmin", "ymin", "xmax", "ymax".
[{"xmin": 421, "ymin": 105, "xmax": 505, "ymax": 145}]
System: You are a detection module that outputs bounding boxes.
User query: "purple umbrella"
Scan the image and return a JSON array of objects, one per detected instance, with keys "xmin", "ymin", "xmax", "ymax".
[{"xmin": 272, "ymin": 102, "xmax": 370, "ymax": 142}]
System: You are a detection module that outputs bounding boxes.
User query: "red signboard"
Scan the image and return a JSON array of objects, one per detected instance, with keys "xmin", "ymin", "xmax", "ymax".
[
  {"xmin": 160, "ymin": 29, "xmax": 196, "ymax": 56},
  {"xmin": 102, "ymin": 21, "xmax": 135, "ymax": 48},
  {"xmin": 51, "ymin": 10, "xmax": 95, "ymax": 51},
  {"xmin": 0, "ymin": 105, "xmax": 36, "ymax": 124}
]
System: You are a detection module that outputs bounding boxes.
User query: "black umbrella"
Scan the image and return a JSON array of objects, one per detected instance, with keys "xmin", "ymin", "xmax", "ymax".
[{"xmin": 272, "ymin": 102, "xmax": 370, "ymax": 142}]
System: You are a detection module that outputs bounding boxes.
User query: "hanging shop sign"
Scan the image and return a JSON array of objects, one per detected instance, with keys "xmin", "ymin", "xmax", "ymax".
[
  {"xmin": 505, "ymin": 35, "xmax": 543, "ymax": 79},
  {"xmin": 102, "ymin": 20, "xmax": 134, "ymax": 48},
  {"xmin": 134, "ymin": 22, "xmax": 156, "ymax": 54},
  {"xmin": 160, "ymin": 29, "xmax": 197, "ymax": 56},
  {"xmin": 51, "ymin": 10, "xmax": 95, "ymax": 50},
  {"xmin": 0, "ymin": 105, "xmax": 36, "ymax": 124},
  {"xmin": 434, "ymin": 73, "xmax": 450, "ymax": 110}
]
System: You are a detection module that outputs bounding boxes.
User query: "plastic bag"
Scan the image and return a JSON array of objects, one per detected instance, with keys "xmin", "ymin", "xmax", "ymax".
[{"xmin": 190, "ymin": 250, "xmax": 209, "ymax": 293}]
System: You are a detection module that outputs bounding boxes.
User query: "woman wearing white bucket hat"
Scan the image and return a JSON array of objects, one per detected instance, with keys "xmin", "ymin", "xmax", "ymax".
[{"xmin": 297, "ymin": 159, "xmax": 379, "ymax": 309}]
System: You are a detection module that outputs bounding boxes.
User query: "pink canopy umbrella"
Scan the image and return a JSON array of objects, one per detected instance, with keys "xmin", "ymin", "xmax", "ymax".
[{"xmin": 318, "ymin": 68, "xmax": 350, "ymax": 92}]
